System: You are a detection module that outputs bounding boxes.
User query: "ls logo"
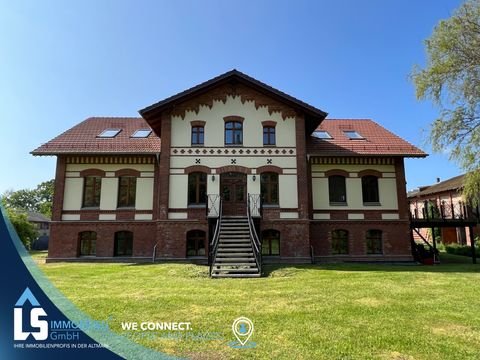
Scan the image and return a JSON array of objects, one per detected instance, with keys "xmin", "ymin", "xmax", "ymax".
[{"xmin": 14, "ymin": 287, "xmax": 48, "ymax": 341}]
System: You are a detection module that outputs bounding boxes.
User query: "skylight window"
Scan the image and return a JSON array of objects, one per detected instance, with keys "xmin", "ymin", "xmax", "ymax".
[
  {"xmin": 131, "ymin": 129, "xmax": 152, "ymax": 138},
  {"xmin": 98, "ymin": 129, "xmax": 121, "ymax": 138},
  {"xmin": 343, "ymin": 130, "xmax": 364, "ymax": 139},
  {"xmin": 312, "ymin": 131, "xmax": 332, "ymax": 139}
]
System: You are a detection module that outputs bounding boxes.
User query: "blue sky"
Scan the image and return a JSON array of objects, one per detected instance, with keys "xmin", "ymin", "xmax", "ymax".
[{"xmin": 0, "ymin": 0, "xmax": 464, "ymax": 193}]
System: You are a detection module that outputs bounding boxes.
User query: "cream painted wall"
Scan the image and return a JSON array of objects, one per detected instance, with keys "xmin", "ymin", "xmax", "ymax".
[
  {"xmin": 63, "ymin": 164, "xmax": 155, "ymax": 211},
  {"xmin": 279, "ymin": 175, "xmax": 298, "ymax": 208},
  {"xmin": 169, "ymin": 175, "xmax": 188, "ymax": 208},
  {"xmin": 312, "ymin": 165, "xmax": 399, "ymax": 210},
  {"xmin": 311, "ymin": 164, "xmax": 395, "ymax": 174},
  {"xmin": 171, "ymin": 96, "xmax": 296, "ymax": 148},
  {"xmin": 63, "ymin": 178, "xmax": 83, "ymax": 210},
  {"xmin": 168, "ymin": 95, "xmax": 300, "ymax": 211},
  {"xmin": 170, "ymin": 156, "xmax": 297, "ymax": 170},
  {"xmin": 136, "ymin": 178, "xmax": 154, "ymax": 210},
  {"xmin": 100, "ymin": 178, "xmax": 118, "ymax": 210},
  {"xmin": 66, "ymin": 164, "xmax": 154, "ymax": 172}
]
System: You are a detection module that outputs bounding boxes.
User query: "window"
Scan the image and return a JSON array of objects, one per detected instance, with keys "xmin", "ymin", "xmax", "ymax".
[
  {"xmin": 225, "ymin": 121, "xmax": 243, "ymax": 145},
  {"xmin": 131, "ymin": 129, "xmax": 152, "ymax": 138},
  {"xmin": 79, "ymin": 231, "xmax": 96, "ymax": 256},
  {"xmin": 263, "ymin": 126, "xmax": 276, "ymax": 145},
  {"xmin": 261, "ymin": 172, "xmax": 279, "ymax": 205},
  {"xmin": 329, "ymin": 176, "xmax": 347, "ymax": 204},
  {"xmin": 118, "ymin": 176, "xmax": 137, "ymax": 207},
  {"xmin": 331, "ymin": 229, "xmax": 349, "ymax": 255},
  {"xmin": 344, "ymin": 130, "xmax": 364, "ymax": 139},
  {"xmin": 191, "ymin": 126, "xmax": 204, "ymax": 145},
  {"xmin": 262, "ymin": 229, "xmax": 280, "ymax": 256},
  {"xmin": 114, "ymin": 231, "xmax": 133, "ymax": 256},
  {"xmin": 188, "ymin": 172, "xmax": 207, "ymax": 205},
  {"xmin": 362, "ymin": 175, "xmax": 380, "ymax": 203},
  {"xmin": 366, "ymin": 230, "xmax": 383, "ymax": 254},
  {"xmin": 97, "ymin": 129, "xmax": 121, "ymax": 138},
  {"xmin": 82, "ymin": 176, "xmax": 101, "ymax": 207},
  {"xmin": 312, "ymin": 131, "xmax": 332, "ymax": 139},
  {"xmin": 186, "ymin": 230, "xmax": 206, "ymax": 256}
]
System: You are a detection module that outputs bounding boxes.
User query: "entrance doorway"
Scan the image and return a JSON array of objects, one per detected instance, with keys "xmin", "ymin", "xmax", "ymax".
[{"xmin": 221, "ymin": 172, "xmax": 247, "ymax": 216}]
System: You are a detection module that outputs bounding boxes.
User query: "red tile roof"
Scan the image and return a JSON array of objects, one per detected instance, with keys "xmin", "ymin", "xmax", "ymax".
[
  {"xmin": 307, "ymin": 119, "xmax": 427, "ymax": 157},
  {"xmin": 31, "ymin": 117, "xmax": 161, "ymax": 155}
]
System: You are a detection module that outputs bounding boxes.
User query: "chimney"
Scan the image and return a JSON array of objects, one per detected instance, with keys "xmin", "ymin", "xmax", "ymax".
[{"xmin": 436, "ymin": 177, "xmax": 440, "ymax": 183}]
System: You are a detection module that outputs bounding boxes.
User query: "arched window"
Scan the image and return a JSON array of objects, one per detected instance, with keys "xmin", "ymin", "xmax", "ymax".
[
  {"xmin": 261, "ymin": 172, "xmax": 279, "ymax": 205},
  {"xmin": 362, "ymin": 175, "xmax": 379, "ymax": 203},
  {"xmin": 191, "ymin": 125, "xmax": 204, "ymax": 145},
  {"xmin": 82, "ymin": 176, "xmax": 101, "ymax": 207},
  {"xmin": 263, "ymin": 126, "xmax": 276, "ymax": 145},
  {"xmin": 188, "ymin": 172, "xmax": 207, "ymax": 205},
  {"xmin": 225, "ymin": 121, "xmax": 243, "ymax": 145},
  {"xmin": 118, "ymin": 176, "xmax": 137, "ymax": 207},
  {"xmin": 79, "ymin": 231, "xmax": 96, "ymax": 256},
  {"xmin": 186, "ymin": 230, "xmax": 206, "ymax": 257},
  {"xmin": 366, "ymin": 230, "xmax": 383, "ymax": 254},
  {"xmin": 262, "ymin": 229, "xmax": 280, "ymax": 256},
  {"xmin": 329, "ymin": 175, "xmax": 347, "ymax": 204},
  {"xmin": 331, "ymin": 229, "xmax": 349, "ymax": 255},
  {"xmin": 114, "ymin": 231, "xmax": 133, "ymax": 256}
]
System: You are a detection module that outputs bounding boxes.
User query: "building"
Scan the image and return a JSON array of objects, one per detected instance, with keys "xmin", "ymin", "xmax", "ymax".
[
  {"xmin": 32, "ymin": 70, "xmax": 426, "ymax": 270},
  {"xmin": 27, "ymin": 211, "xmax": 50, "ymax": 238},
  {"xmin": 408, "ymin": 174, "xmax": 479, "ymax": 246}
]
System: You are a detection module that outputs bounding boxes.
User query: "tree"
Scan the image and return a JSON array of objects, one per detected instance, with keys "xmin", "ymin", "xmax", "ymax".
[
  {"xmin": 2, "ymin": 179, "xmax": 54, "ymax": 217},
  {"xmin": 6, "ymin": 208, "xmax": 38, "ymax": 250},
  {"xmin": 411, "ymin": 0, "xmax": 480, "ymax": 205}
]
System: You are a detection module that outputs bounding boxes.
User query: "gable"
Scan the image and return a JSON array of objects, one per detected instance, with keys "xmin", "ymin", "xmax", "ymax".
[{"xmin": 139, "ymin": 69, "xmax": 327, "ymax": 136}]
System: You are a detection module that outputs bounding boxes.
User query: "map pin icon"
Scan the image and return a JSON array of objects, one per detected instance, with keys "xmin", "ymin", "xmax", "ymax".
[{"xmin": 232, "ymin": 317, "xmax": 254, "ymax": 346}]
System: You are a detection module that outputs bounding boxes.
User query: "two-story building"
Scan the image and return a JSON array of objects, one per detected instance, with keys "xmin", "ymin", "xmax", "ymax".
[{"xmin": 32, "ymin": 70, "xmax": 426, "ymax": 270}]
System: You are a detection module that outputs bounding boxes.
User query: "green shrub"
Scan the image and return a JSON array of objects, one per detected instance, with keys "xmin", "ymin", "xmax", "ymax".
[
  {"xmin": 5, "ymin": 208, "xmax": 37, "ymax": 250},
  {"xmin": 445, "ymin": 243, "xmax": 480, "ymax": 257}
]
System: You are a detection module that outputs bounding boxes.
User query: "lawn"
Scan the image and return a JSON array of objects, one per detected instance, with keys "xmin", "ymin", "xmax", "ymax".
[{"xmin": 34, "ymin": 252, "xmax": 480, "ymax": 360}]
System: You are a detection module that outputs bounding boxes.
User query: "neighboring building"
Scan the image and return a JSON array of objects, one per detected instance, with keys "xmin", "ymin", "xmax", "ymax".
[
  {"xmin": 32, "ymin": 70, "xmax": 426, "ymax": 265},
  {"xmin": 27, "ymin": 211, "xmax": 50, "ymax": 237},
  {"xmin": 408, "ymin": 174, "xmax": 479, "ymax": 245},
  {"xmin": 27, "ymin": 211, "xmax": 50, "ymax": 250}
]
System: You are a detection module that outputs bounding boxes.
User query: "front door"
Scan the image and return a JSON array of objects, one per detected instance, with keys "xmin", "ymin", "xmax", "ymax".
[{"xmin": 221, "ymin": 172, "xmax": 247, "ymax": 216}]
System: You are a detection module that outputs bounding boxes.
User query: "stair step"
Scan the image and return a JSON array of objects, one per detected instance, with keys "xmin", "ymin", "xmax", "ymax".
[
  {"xmin": 216, "ymin": 252, "xmax": 253, "ymax": 256},
  {"xmin": 211, "ymin": 273, "xmax": 261, "ymax": 278},
  {"xmin": 218, "ymin": 245, "xmax": 252, "ymax": 249},
  {"xmin": 212, "ymin": 262, "xmax": 258, "ymax": 267},
  {"xmin": 212, "ymin": 268, "xmax": 259, "ymax": 273},
  {"xmin": 214, "ymin": 257, "xmax": 255, "ymax": 262},
  {"xmin": 217, "ymin": 249, "xmax": 254, "ymax": 253},
  {"xmin": 220, "ymin": 228, "xmax": 250, "ymax": 232}
]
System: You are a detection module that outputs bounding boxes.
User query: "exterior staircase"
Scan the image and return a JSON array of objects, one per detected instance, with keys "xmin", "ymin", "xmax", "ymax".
[{"xmin": 210, "ymin": 216, "xmax": 261, "ymax": 278}]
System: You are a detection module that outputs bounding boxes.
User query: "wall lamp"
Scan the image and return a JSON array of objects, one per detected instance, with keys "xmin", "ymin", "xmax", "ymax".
[
  {"xmin": 211, "ymin": 175, "xmax": 215, "ymax": 182},
  {"xmin": 252, "ymin": 175, "xmax": 256, "ymax": 182}
]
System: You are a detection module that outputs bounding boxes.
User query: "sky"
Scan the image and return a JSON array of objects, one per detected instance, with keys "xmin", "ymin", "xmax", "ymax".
[{"xmin": 0, "ymin": 0, "xmax": 465, "ymax": 193}]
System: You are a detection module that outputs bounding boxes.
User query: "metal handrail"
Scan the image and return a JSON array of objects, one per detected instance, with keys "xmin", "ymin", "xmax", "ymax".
[
  {"xmin": 152, "ymin": 242, "xmax": 159, "ymax": 263},
  {"xmin": 247, "ymin": 193, "xmax": 262, "ymax": 274},
  {"xmin": 209, "ymin": 198, "xmax": 223, "ymax": 276}
]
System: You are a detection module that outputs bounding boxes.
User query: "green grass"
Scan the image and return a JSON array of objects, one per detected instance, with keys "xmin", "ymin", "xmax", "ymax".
[{"xmin": 34, "ymin": 252, "xmax": 480, "ymax": 360}]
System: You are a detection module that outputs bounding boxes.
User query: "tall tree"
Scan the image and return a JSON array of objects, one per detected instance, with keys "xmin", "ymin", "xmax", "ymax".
[
  {"xmin": 412, "ymin": 0, "xmax": 480, "ymax": 204},
  {"xmin": 2, "ymin": 179, "xmax": 54, "ymax": 217}
]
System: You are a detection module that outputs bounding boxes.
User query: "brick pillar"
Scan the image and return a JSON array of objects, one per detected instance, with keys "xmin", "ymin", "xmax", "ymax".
[
  {"xmin": 394, "ymin": 157, "xmax": 408, "ymax": 220},
  {"xmin": 158, "ymin": 113, "xmax": 171, "ymax": 220},
  {"xmin": 295, "ymin": 114, "xmax": 309, "ymax": 220},
  {"xmin": 52, "ymin": 156, "xmax": 66, "ymax": 221}
]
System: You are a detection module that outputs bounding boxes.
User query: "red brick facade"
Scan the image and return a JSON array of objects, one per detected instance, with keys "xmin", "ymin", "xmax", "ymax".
[{"xmin": 36, "ymin": 71, "xmax": 425, "ymax": 264}]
